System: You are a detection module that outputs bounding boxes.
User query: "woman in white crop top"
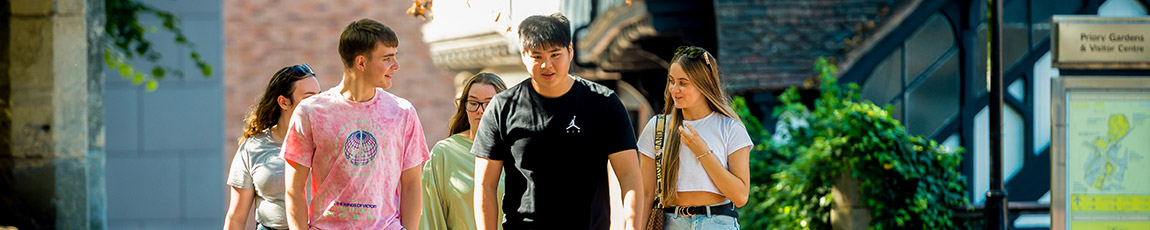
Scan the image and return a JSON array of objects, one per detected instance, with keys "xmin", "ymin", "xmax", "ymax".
[{"xmin": 637, "ymin": 46, "xmax": 752, "ymax": 229}]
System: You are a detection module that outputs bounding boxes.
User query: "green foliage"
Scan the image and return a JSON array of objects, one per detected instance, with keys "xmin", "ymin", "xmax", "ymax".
[
  {"xmin": 105, "ymin": 0, "xmax": 212, "ymax": 91},
  {"xmin": 735, "ymin": 57, "xmax": 969, "ymax": 229}
]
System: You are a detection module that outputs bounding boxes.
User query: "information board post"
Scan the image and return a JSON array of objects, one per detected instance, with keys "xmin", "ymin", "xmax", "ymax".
[
  {"xmin": 987, "ymin": 0, "xmax": 1009, "ymax": 229},
  {"xmin": 1050, "ymin": 16, "xmax": 1150, "ymax": 230}
]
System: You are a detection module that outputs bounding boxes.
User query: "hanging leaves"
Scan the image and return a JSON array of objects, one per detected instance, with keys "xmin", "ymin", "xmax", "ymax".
[
  {"xmin": 105, "ymin": 0, "xmax": 213, "ymax": 92},
  {"xmin": 406, "ymin": 0, "xmax": 434, "ymax": 21}
]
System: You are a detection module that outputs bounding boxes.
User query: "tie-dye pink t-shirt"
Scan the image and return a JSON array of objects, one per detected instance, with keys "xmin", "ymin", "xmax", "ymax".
[{"xmin": 282, "ymin": 88, "xmax": 429, "ymax": 230}]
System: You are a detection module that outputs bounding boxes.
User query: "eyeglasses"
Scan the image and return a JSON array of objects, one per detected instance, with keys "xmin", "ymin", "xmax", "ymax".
[
  {"xmin": 290, "ymin": 63, "xmax": 315, "ymax": 77},
  {"xmin": 465, "ymin": 100, "xmax": 490, "ymax": 112},
  {"xmin": 675, "ymin": 46, "xmax": 706, "ymax": 59}
]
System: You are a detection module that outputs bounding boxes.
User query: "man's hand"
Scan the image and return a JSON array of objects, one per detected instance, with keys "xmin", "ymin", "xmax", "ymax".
[
  {"xmin": 285, "ymin": 160, "xmax": 310, "ymax": 230},
  {"xmin": 399, "ymin": 164, "xmax": 424, "ymax": 230},
  {"xmin": 609, "ymin": 150, "xmax": 645, "ymax": 230},
  {"xmin": 474, "ymin": 156, "xmax": 504, "ymax": 230}
]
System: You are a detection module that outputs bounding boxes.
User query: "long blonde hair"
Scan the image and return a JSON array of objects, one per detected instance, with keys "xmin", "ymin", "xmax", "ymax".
[{"xmin": 659, "ymin": 46, "xmax": 737, "ymax": 204}]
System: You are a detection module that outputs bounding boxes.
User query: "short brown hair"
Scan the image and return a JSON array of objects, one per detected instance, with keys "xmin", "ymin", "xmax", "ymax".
[{"xmin": 338, "ymin": 19, "xmax": 399, "ymax": 68}]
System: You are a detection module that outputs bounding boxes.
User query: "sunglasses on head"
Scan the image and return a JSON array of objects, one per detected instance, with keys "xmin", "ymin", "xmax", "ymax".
[
  {"xmin": 290, "ymin": 63, "xmax": 315, "ymax": 77},
  {"xmin": 675, "ymin": 46, "xmax": 706, "ymax": 59}
]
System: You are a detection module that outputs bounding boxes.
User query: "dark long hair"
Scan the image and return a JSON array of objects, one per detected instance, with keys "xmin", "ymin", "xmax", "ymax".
[
  {"xmin": 239, "ymin": 65, "xmax": 316, "ymax": 144},
  {"xmin": 660, "ymin": 47, "xmax": 737, "ymax": 204},
  {"xmin": 447, "ymin": 73, "xmax": 507, "ymax": 136}
]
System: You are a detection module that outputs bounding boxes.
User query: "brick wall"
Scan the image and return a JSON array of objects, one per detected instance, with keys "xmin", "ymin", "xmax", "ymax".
[
  {"xmin": 224, "ymin": 0, "xmax": 455, "ymax": 158},
  {"xmin": 714, "ymin": 0, "xmax": 903, "ymax": 92}
]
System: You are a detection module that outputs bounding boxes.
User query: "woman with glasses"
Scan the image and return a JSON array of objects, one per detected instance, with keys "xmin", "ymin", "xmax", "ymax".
[
  {"xmin": 224, "ymin": 64, "xmax": 321, "ymax": 230},
  {"xmin": 420, "ymin": 73, "xmax": 507, "ymax": 230},
  {"xmin": 637, "ymin": 47, "xmax": 751, "ymax": 229}
]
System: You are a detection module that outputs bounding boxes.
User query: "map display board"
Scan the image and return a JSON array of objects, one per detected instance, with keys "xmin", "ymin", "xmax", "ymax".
[{"xmin": 1053, "ymin": 77, "xmax": 1150, "ymax": 230}]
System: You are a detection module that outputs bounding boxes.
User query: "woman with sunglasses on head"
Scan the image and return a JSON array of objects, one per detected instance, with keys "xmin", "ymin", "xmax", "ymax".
[
  {"xmin": 420, "ymin": 73, "xmax": 507, "ymax": 230},
  {"xmin": 224, "ymin": 64, "xmax": 321, "ymax": 230},
  {"xmin": 637, "ymin": 47, "xmax": 752, "ymax": 229}
]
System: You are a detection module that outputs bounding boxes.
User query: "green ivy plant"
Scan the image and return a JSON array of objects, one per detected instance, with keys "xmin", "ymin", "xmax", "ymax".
[
  {"xmin": 734, "ymin": 57, "xmax": 970, "ymax": 229},
  {"xmin": 105, "ymin": 0, "xmax": 212, "ymax": 91}
]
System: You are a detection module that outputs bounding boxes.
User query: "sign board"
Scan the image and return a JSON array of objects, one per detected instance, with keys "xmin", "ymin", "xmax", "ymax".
[
  {"xmin": 1051, "ymin": 77, "xmax": 1150, "ymax": 230},
  {"xmin": 1053, "ymin": 16, "xmax": 1150, "ymax": 69}
]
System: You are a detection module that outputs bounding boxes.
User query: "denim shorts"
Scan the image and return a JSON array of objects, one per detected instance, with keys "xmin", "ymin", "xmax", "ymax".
[
  {"xmin": 664, "ymin": 213, "xmax": 739, "ymax": 230},
  {"xmin": 664, "ymin": 200, "xmax": 740, "ymax": 230}
]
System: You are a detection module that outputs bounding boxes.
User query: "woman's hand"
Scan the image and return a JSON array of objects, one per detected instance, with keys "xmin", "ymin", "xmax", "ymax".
[{"xmin": 679, "ymin": 124, "xmax": 710, "ymax": 157}]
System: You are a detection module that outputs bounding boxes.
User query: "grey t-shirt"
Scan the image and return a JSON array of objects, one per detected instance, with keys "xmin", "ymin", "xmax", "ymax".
[{"xmin": 227, "ymin": 129, "xmax": 287, "ymax": 229}]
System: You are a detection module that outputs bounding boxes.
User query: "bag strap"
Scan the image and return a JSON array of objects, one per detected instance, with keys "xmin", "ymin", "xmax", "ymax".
[{"xmin": 652, "ymin": 114, "xmax": 668, "ymax": 208}]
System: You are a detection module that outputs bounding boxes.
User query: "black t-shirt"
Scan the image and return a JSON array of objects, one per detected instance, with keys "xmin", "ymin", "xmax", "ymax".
[{"xmin": 472, "ymin": 76, "xmax": 637, "ymax": 229}]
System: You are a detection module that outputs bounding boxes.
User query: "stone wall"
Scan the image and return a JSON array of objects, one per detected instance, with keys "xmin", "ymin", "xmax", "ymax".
[
  {"xmin": 85, "ymin": 0, "xmax": 107, "ymax": 228},
  {"xmin": 2, "ymin": 0, "xmax": 99, "ymax": 228},
  {"xmin": 85, "ymin": 0, "xmax": 107, "ymax": 227}
]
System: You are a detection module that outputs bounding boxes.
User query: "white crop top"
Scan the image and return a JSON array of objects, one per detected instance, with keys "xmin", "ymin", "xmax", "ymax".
[{"xmin": 636, "ymin": 112, "xmax": 753, "ymax": 195}]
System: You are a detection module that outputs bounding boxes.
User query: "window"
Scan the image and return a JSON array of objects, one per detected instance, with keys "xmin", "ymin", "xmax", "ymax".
[
  {"xmin": 906, "ymin": 54, "xmax": 960, "ymax": 136},
  {"xmin": 861, "ymin": 47, "xmax": 904, "ymax": 104},
  {"xmin": 906, "ymin": 14, "xmax": 954, "ymax": 83}
]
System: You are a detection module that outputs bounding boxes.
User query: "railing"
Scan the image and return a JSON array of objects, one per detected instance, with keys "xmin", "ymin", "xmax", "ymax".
[{"xmin": 954, "ymin": 201, "xmax": 1051, "ymax": 227}]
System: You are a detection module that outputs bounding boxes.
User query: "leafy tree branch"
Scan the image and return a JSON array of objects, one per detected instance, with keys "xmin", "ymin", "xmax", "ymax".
[{"xmin": 105, "ymin": 0, "xmax": 212, "ymax": 91}]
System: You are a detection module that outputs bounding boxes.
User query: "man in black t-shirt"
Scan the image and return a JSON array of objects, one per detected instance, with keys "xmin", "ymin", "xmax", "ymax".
[{"xmin": 472, "ymin": 13, "xmax": 645, "ymax": 230}]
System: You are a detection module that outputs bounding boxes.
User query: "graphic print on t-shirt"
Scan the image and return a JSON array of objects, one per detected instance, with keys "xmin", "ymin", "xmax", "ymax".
[
  {"xmin": 566, "ymin": 115, "xmax": 581, "ymax": 133},
  {"xmin": 339, "ymin": 120, "xmax": 384, "ymax": 176},
  {"xmin": 323, "ymin": 199, "xmax": 379, "ymax": 220},
  {"xmin": 344, "ymin": 130, "xmax": 377, "ymax": 166}
]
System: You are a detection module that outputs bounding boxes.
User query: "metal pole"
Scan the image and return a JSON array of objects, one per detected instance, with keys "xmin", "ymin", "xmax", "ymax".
[{"xmin": 986, "ymin": 0, "xmax": 1009, "ymax": 229}]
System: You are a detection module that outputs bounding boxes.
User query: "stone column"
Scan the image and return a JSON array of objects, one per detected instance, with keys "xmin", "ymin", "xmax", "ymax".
[
  {"xmin": 831, "ymin": 171, "xmax": 872, "ymax": 230},
  {"xmin": 85, "ymin": 0, "xmax": 107, "ymax": 229},
  {"xmin": 1, "ymin": 0, "xmax": 101, "ymax": 228}
]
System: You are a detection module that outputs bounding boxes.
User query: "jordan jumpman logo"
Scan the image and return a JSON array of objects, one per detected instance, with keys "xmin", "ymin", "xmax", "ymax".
[{"xmin": 566, "ymin": 115, "xmax": 581, "ymax": 133}]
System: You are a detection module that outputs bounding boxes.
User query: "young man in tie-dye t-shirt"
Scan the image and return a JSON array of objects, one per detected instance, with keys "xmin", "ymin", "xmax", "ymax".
[{"xmin": 283, "ymin": 18, "xmax": 429, "ymax": 230}]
